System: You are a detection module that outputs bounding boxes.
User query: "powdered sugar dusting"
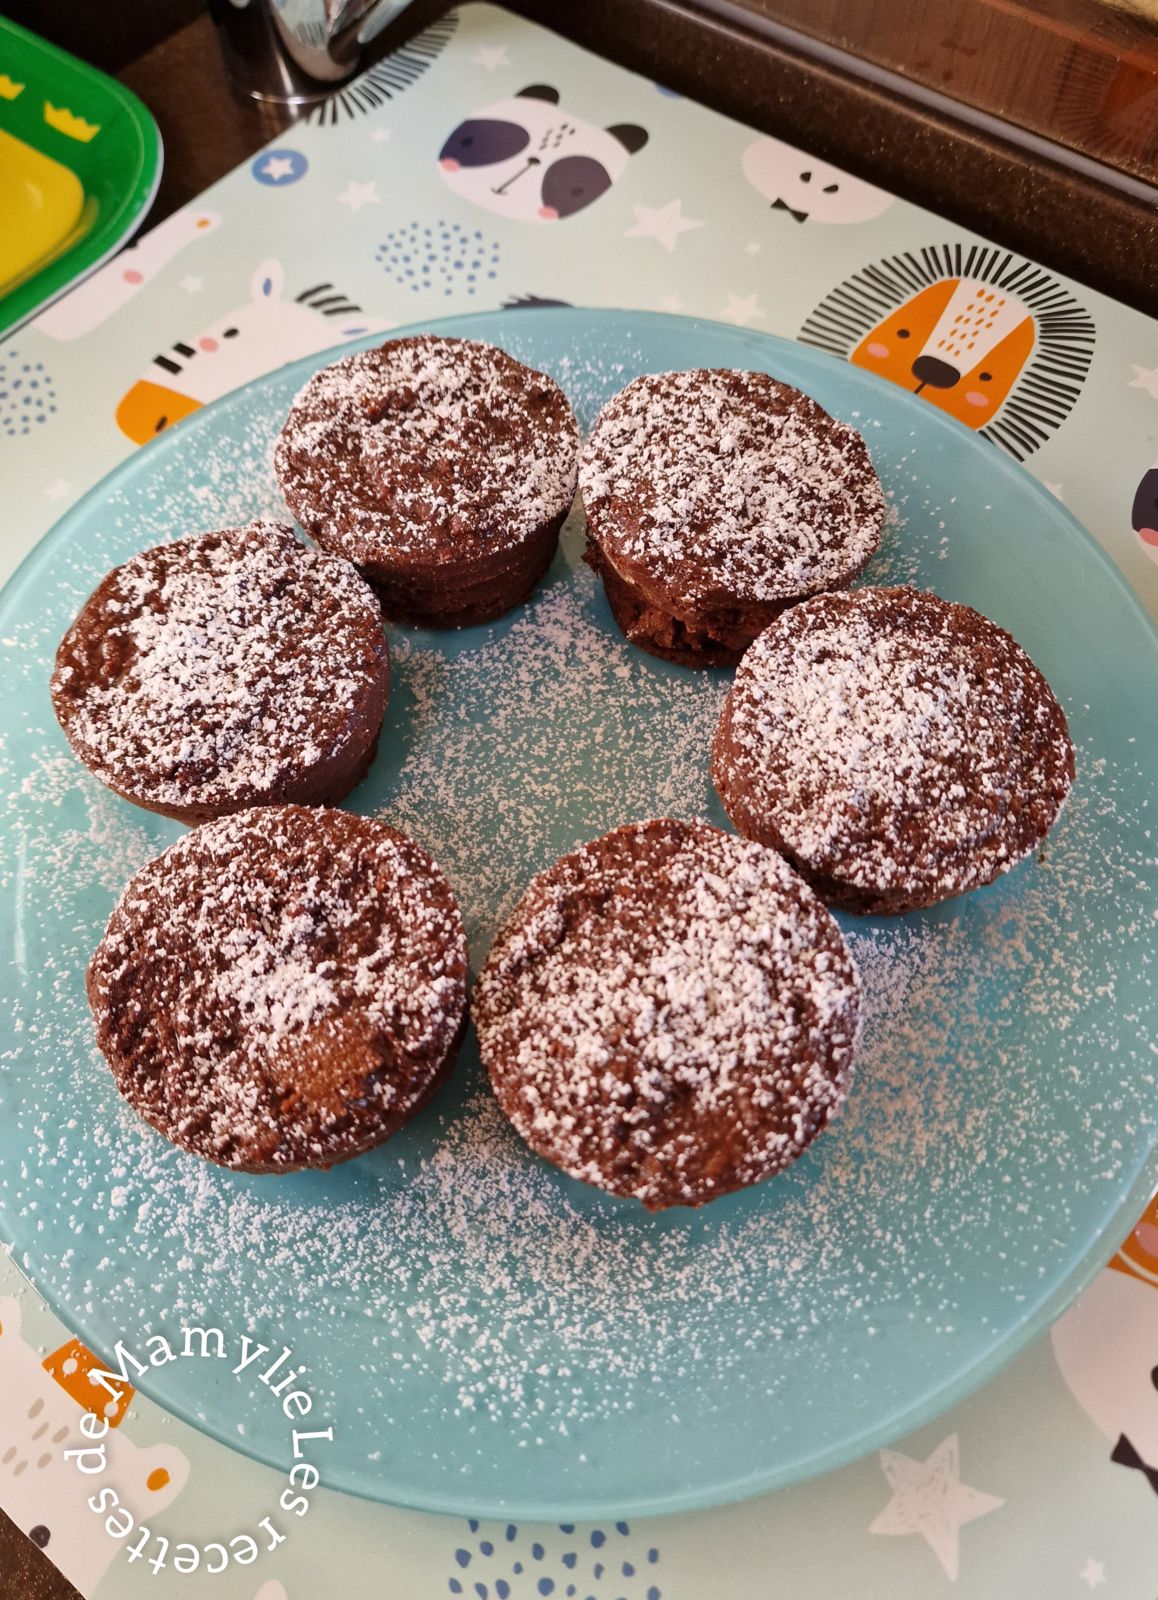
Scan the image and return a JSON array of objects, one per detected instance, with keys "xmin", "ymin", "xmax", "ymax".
[
  {"xmin": 474, "ymin": 819, "xmax": 859, "ymax": 1207},
  {"xmin": 579, "ymin": 369, "xmax": 885, "ymax": 606},
  {"xmin": 0, "ymin": 317, "xmax": 1154, "ymax": 1512},
  {"xmin": 716, "ymin": 586, "xmax": 1075, "ymax": 908},
  {"xmin": 275, "ymin": 336, "xmax": 579, "ymax": 563},
  {"xmin": 88, "ymin": 807, "xmax": 467, "ymax": 1171},
  {"xmin": 6, "ymin": 557, "xmax": 1151, "ymax": 1484},
  {"xmin": 51, "ymin": 520, "xmax": 387, "ymax": 814}
]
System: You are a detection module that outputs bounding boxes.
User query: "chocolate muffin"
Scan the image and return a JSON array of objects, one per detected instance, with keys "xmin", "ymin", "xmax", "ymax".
[
  {"xmin": 274, "ymin": 335, "xmax": 580, "ymax": 628},
  {"xmin": 51, "ymin": 520, "xmax": 389, "ymax": 824},
  {"xmin": 87, "ymin": 806, "xmax": 468, "ymax": 1173},
  {"xmin": 579, "ymin": 368, "xmax": 885, "ymax": 667},
  {"xmin": 474, "ymin": 818, "xmax": 860, "ymax": 1209},
  {"xmin": 712, "ymin": 586, "xmax": 1075, "ymax": 915}
]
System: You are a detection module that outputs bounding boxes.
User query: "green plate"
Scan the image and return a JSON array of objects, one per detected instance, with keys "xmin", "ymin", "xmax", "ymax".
[
  {"xmin": 0, "ymin": 309, "xmax": 1156, "ymax": 1519},
  {"xmin": 0, "ymin": 17, "xmax": 161, "ymax": 338}
]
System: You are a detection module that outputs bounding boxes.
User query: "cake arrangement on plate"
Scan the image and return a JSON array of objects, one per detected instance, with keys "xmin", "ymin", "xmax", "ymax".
[{"xmin": 50, "ymin": 333, "xmax": 1072, "ymax": 1204}]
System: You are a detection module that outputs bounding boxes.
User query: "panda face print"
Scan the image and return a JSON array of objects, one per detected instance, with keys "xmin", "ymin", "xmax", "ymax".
[
  {"xmin": 1132, "ymin": 466, "xmax": 1158, "ymax": 558},
  {"xmin": 540, "ymin": 154, "xmax": 613, "ymax": 219},
  {"xmin": 742, "ymin": 136, "xmax": 893, "ymax": 225},
  {"xmin": 439, "ymin": 118, "xmax": 530, "ymax": 170},
  {"xmin": 438, "ymin": 86, "xmax": 648, "ymax": 224}
]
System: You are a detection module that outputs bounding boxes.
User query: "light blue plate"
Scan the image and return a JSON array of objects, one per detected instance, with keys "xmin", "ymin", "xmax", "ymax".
[{"xmin": 1, "ymin": 309, "xmax": 1156, "ymax": 1520}]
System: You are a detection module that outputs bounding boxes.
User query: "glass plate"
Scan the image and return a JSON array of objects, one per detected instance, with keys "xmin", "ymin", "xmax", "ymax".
[{"xmin": 1, "ymin": 309, "xmax": 1155, "ymax": 1518}]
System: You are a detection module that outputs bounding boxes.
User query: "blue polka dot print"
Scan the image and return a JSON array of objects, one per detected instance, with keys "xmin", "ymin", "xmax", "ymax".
[{"xmin": 446, "ymin": 1519, "xmax": 661, "ymax": 1598}]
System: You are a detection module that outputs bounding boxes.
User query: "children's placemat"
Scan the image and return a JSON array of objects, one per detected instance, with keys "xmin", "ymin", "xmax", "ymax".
[{"xmin": 1, "ymin": 5, "xmax": 1156, "ymax": 1595}]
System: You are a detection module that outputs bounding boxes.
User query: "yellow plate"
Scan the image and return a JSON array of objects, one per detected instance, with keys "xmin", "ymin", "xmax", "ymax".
[{"xmin": 0, "ymin": 125, "xmax": 88, "ymax": 295}]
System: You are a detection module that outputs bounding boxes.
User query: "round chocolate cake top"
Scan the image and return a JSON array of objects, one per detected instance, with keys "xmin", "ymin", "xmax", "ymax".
[
  {"xmin": 51, "ymin": 520, "xmax": 388, "ymax": 817},
  {"xmin": 274, "ymin": 335, "xmax": 580, "ymax": 566},
  {"xmin": 474, "ymin": 817, "xmax": 860, "ymax": 1209},
  {"xmin": 579, "ymin": 368, "xmax": 885, "ymax": 609},
  {"xmin": 715, "ymin": 586, "xmax": 1075, "ymax": 911},
  {"xmin": 88, "ymin": 806, "xmax": 468, "ymax": 1172}
]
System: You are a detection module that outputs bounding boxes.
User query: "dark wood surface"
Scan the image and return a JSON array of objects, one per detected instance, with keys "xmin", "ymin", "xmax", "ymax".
[
  {"xmin": 700, "ymin": 0, "xmax": 1158, "ymax": 184},
  {"xmin": 0, "ymin": 1508, "xmax": 81, "ymax": 1600},
  {"xmin": 1, "ymin": 2, "xmax": 1155, "ymax": 1593},
  {"xmin": 119, "ymin": 14, "xmax": 294, "ymax": 221},
  {"xmin": 3, "ymin": 0, "xmax": 204, "ymax": 75}
]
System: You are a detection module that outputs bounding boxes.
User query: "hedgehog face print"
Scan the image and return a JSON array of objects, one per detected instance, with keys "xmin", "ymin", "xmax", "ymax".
[
  {"xmin": 742, "ymin": 137, "xmax": 893, "ymax": 225},
  {"xmin": 438, "ymin": 85, "xmax": 648, "ymax": 222}
]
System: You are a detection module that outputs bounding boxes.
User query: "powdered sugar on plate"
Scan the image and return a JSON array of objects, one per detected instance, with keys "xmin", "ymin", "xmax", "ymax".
[{"xmin": 0, "ymin": 314, "xmax": 1155, "ymax": 1514}]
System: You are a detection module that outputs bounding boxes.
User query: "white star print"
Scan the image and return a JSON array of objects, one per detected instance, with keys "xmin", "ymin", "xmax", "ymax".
[
  {"xmin": 338, "ymin": 180, "xmax": 379, "ymax": 212},
  {"xmin": 720, "ymin": 293, "xmax": 766, "ymax": 327},
  {"xmin": 1079, "ymin": 1558, "xmax": 1106, "ymax": 1590},
  {"xmin": 261, "ymin": 154, "xmax": 297, "ymax": 182},
  {"xmin": 472, "ymin": 45, "xmax": 509, "ymax": 70},
  {"xmin": 370, "ymin": 126, "xmax": 392, "ymax": 143},
  {"xmin": 659, "ymin": 293, "xmax": 683, "ymax": 313},
  {"xmin": 869, "ymin": 1435, "xmax": 1003, "ymax": 1581},
  {"xmin": 44, "ymin": 479, "xmax": 72, "ymax": 502},
  {"xmin": 179, "ymin": 274, "xmax": 203, "ymax": 293},
  {"xmin": 624, "ymin": 199, "xmax": 703, "ymax": 254},
  {"xmin": 1128, "ymin": 364, "xmax": 1158, "ymax": 399},
  {"xmin": 745, "ymin": 240, "xmax": 761, "ymax": 255}
]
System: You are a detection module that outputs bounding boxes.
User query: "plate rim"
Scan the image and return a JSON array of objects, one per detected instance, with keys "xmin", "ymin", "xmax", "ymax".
[{"xmin": 2, "ymin": 305, "xmax": 1156, "ymax": 1520}]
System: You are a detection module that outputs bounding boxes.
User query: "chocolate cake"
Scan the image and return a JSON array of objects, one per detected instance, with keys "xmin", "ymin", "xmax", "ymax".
[
  {"xmin": 51, "ymin": 519, "xmax": 389, "ymax": 824},
  {"xmin": 712, "ymin": 586, "xmax": 1075, "ymax": 915},
  {"xmin": 274, "ymin": 335, "xmax": 580, "ymax": 628},
  {"xmin": 579, "ymin": 368, "xmax": 885, "ymax": 667},
  {"xmin": 474, "ymin": 817, "xmax": 860, "ymax": 1209},
  {"xmin": 87, "ymin": 806, "xmax": 469, "ymax": 1173}
]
